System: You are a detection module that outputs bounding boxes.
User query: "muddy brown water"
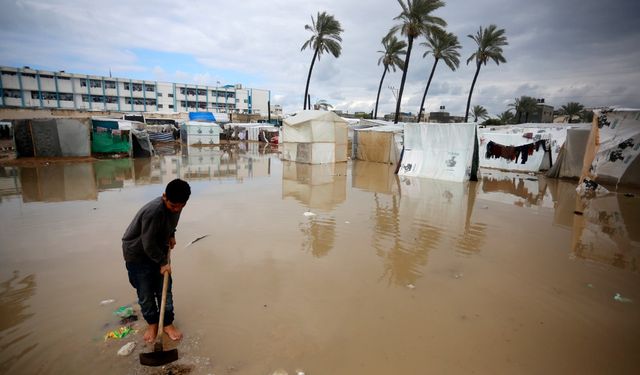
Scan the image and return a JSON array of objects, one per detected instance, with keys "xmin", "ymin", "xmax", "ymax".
[{"xmin": 0, "ymin": 143, "xmax": 639, "ymax": 375}]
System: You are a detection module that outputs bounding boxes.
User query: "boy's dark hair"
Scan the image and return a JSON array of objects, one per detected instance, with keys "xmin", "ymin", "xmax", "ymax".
[{"xmin": 165, "ymin": 179, "xmax": 191, "ymax": 203}]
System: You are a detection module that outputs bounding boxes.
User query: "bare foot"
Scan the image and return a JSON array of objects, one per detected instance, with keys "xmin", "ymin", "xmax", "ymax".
[
  {"xmin": 163, "ymin": 324, "xmax": 183, "ymax": 341},
  {"xmin": 143, "ymin": 323, "xmax": 158, "ymax": 343}
]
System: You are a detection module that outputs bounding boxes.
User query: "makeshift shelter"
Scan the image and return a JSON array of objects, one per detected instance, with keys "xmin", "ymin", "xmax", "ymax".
[
  {"xmin": 546, "ymin": 127, "xmax": 591, "ymax": 179},
  {"xmin": 581, "ymin": 109, "xmax": 640, "ymax": 187},
  {"xmin": 189, "ymin": 111, "xmax": 216, "ymax": 122},
  {"xmin": 13, "ymin": 118, "xmax": 91, "ymax": 157},
  {"xmin": 353, "ymin": 124, "xmax": 404, "ymax": 164},
  {"xmin": 180, "ymin": 121, "xmax": 222, "ymax": 146},
  {"xmin": 223, "ymin": 123, "xmax": 279, "ymax": 142},
  {"xmin": 398, "ymin": 122, "xmax": 477, "ymax": 182},
  {"xmin": 91, "ymin": 118, "xmax": 154, "ymax": 157},
  {"xmin": 281, "ymin": 110, "xmax": 348, "ymax": 164}
]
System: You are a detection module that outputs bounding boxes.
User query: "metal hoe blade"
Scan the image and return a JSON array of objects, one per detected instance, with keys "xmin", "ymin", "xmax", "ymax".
[{"xmin": 139, "ymin": 348, "xmax": 178, "ymax": 367}]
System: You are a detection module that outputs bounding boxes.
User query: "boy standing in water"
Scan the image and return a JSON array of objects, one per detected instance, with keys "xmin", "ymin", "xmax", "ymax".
[{"xmin": 122, "ymin": 178, "xmax": 191, "ymax": 343}]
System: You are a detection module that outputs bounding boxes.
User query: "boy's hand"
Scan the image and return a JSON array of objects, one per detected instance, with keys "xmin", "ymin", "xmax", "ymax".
[
  {"xmin": 160, "ymin": 264, "xmax": 172, "ymax": 275},
  {"xmin": 169, "ymin": 237, "xmax": 176, "ymax": 249}
]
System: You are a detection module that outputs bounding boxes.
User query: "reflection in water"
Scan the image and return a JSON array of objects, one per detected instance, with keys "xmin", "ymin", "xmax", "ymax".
[
  {"xmin": 20, "ymin": 163, "xmax": 97, "ymax": 202},
  {"xmin": 372, "ymin": 175, "xmax": 485, "ymax": 286},
  {"xmin": 282, "ymin": 161, "xmax": 347, "ymax": 210},
  {"xmin": 283, "ymin": 161, "xmax": 347, "ymax": 257},
  {"xmin": 352, "ymin": 161, "xmax": 398, "ymax": 194},
  {"xmin": 481, "ymin": 172, "xmax": 549, "ymax": 207},
  {"xmin": 572, "ymin": 194, "xmax": 640, "ymax": 272},
  {"xmin": 300, "ymin": 217, "xmax": 336, "ymax": 258},
  {"xmin": 0, "ymin": 167, "xmax": 21, "ymax": 200},
  {"xmin": 0, "ymin": 271, "xmax": 38, "ymax": 373}
]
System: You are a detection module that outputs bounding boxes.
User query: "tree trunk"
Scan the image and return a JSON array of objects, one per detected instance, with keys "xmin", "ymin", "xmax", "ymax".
[
  {"xmin": 304, "ymin": 47, "xmax": 319, "ymax": 110},
  {"xmin": 418, "ymin": 58, "xmax": 439, "ymax": 122},
  {"xmin": 464, "ymin": 62, "xmax": 481, "ymax": 122},
  {"xmin": 394, "ymin": 36, "xmax": 414, "ymax": 124},
  {"xmin": 374, "ymin": 67, "xmax": 388, "ymax": 119}
]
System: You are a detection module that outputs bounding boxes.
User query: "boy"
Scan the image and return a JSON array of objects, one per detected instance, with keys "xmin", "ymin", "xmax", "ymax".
[{"xmin": 122, "ymin": 178, "xmax": 191, "ymax": 343}]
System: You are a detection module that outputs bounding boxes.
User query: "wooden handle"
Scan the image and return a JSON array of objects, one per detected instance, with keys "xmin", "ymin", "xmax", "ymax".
[{"xmin": 156, "ymin": 271, "xmax": 170, "ymax": 342}]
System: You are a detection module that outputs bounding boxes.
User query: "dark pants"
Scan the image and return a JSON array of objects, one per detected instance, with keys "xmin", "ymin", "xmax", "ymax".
[{"xmin": 126, "ymin": 261, "xmax": 175, "ymax": 326}]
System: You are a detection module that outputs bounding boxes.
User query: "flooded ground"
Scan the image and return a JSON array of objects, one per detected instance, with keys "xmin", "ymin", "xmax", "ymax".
[{"xmin": 0, "ymin": 142, "xmax": 639, "ymax": 375}]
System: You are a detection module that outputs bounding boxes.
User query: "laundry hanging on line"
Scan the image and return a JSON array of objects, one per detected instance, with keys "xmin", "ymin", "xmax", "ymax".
[{"xmin": 485, "ymin": 140, "xmax": 546, "ymax": 164}]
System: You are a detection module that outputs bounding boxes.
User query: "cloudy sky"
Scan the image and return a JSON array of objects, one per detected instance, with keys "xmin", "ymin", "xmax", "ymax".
[{"xmin": 1, "ymin": 0, "xmax": 638, "ymax": 117}]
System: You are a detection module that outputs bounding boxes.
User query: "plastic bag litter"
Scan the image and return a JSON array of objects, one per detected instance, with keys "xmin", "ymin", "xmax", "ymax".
[
  {"xmin": 104, "ymin": 326, "xmax": 135, "ymax": 340},
  {"xmin": 117, "ymin": 342, "xmax": 136, "ymax": 356},
  {"xmin": 113, "ymin": 305, "xmax": 135, "ymax": 318},
  {"xmin": 303, "ymin": 211, "xmax": 316, "ymax": 217},
  {"xmin": 100, "ymin": 299, "xmax": 115, "ymax": 305},
  {"xmin": 614, "ymin": 293, "xmax": 633, "ymax": 303},
  {"xmin": 576, "ymin": 179, "xmax": 609, "ymax": 198}
]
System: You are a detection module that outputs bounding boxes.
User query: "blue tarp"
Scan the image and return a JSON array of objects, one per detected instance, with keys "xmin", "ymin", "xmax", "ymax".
[{"xmin": 189, "ymin": 112, "xmax": 216, "ymax": 122}]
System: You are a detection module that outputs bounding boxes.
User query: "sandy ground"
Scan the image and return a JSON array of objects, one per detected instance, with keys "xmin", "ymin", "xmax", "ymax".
[{"xmin": 0, "ymin": 147, "xmax": 639, "ymax": 375}]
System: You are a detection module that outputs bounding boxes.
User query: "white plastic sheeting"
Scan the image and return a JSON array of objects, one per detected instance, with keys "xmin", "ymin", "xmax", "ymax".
[
  {"xmin": 398, "ymin": 123, "xmax": 476, "ymax": 182},
  {"xmin": 282, "ymin": 110, "xmax": 348, "ymax": 164},
  {"xmin": 353, "ymin": 124, "xmax": 404, "ymax": 164},
  {"xmin": 478, "ymin": 132, "xmax": 548, "ymax": 172},
  {"xmin": 546, "ymin": 127, "xmax": 591, "ymax": 179},
  {"xmin": 586, "ymin": 109, "xmax": 640, "ymax": 186},
  {"xmin": 181, "ymin": 121, "xmax": 222, "ymax": 146}
]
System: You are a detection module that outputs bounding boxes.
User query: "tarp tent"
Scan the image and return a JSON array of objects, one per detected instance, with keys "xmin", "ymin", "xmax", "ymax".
[
  {"xmin": 398, "ymin": 122, "xmax": 477, "ymax": 182},
  {"xmin": 281, "ymin": 110, "xmax": 348, "ymax": 164},
  {"xmin": 581, "ymin": 109, "xmax": 640, "ymax": 187},
  {"xmin": 353, "ymin": 124, "xmax": 403, "ymax": 164},
  {"xmin": 13, "ymin": 118, "xmax": 91, "ymax": 157},
  {"xmin": 189, "ymin": 112, "xmax": 216, "ymax": 122},
  {"xmin": 546, "ymin": 127, "xmax": 591, "ymax": 179},
  {"xmin": 180, "ymin": 121, "xmax": 222, "ymax": 146},
  {"xmin": 91, "ymin": 118, "xmax": 132, "ymax": 154}
]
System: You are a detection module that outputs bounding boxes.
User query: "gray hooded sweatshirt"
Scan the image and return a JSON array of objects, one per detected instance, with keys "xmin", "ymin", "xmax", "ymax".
[{"xmin": 122, "ymin": 197, "xmax": 181, "ymax": 266}]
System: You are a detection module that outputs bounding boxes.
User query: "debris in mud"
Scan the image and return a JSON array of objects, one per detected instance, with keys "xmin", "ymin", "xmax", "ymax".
[
  {"xmin": 586, "ymin": 283, "xmax": 594, "ymax": 288},
  {"xmin": 406, "ymin": 284, "xmax": 416, "ymax": 289},
  {"xmin": 573, "ymin": 211, "xmax": 584, "ymax": 215},
  {"xmin": 120, "ymin": 315, "xmax": 138, "ymax": 324},
  {"xmin": 624, "ymin": 193, "xmax": 635, "ymax": 197},
  {"xmin": 149, "ymin": 363, "xmax": 194, "ymax": 375},
  {"xmin": 453, "ymin": 273, "xmax": 463, "ymax": 279},
  {"xmin": 303, "ymin": 211, "xmax": 316, "ymax": 217},
  {"xmin": 104, "ymin": 326, "xmax": 135, "ymax": 340},
  {"xmin": 117, "ymin": 341, "xmax": 136, "ymax": 356},
  {"xmin": 185, "ymin": 235, "xmax": 210, "ymax": 248},
  {"xmin": 576, "ymin": 179, "xmax": 609, "ymax": 198},
  {"xmin": 114, "ymin": 305, "xmax": 135, "ymax": 318},
  {"xmin": 345, "ymin": 220, "xmax": 350, "ymax": 224},
  {"xmin": 100, "ymin": 299, "xmax": 116, "ymax": 305},
  {"xmin": 614, "ymin": 293, "xmax": 633, "ymax": 303}
]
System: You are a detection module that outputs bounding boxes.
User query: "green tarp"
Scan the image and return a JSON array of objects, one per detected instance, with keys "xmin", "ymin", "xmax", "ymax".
[{"xmin": 91, "ymin": 131, "xmax": 130, "ymax": 153}]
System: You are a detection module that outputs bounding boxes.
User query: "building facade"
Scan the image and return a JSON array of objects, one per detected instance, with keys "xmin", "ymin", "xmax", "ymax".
[{"xmin": 0, "ymin": 66, "xmax": 273, "ymax": 116}]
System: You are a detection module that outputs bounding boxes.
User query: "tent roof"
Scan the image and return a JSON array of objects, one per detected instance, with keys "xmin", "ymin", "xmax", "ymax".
[{"xmin": 284, "ymin": 110, "xmax": 348, "ymax": 127}]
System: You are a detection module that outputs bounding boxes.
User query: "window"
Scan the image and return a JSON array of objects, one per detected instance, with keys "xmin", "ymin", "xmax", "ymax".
[
  {"xmin": 147, "ymin": 99, "xmax": 156, "ymax": 106},
  {"xmin": 168, "ymin": 93, "xmax": 173, "ymax": 98},
  {"xmin": 145, "ymin": 84, "xmax": 155, "ymax": 92},
  {"xmin": 104, "ymin": 81, "xmax": 116, "ymax": 89},
  {"xmin": 59, "ymin": 93, "xmax": 73, "ymax": 101},
  {"xmin": 1, "ymin": 71, "xmax": 17, "ymax": 76},
  {"xmin": 132, "ymin": 83, "xmax": 142, "ymax": 92},
  {"xmin": 124, "ymin": 83, "xmax": 130, "ymax": 90},
  {"xmin": 157, "ymin": 93, "xmax": 162, "ymax": 97},
  {"xmin": 90, "ymin": 79, "xmax": 102, "ymax": 88},
  {"xmin": 105, "ymin": 96, "xmax": 118, "ymax": 104},
  {"xmin": 168, "ymin": 104, "xmax": 174, "ymax": 109},
  {"xmin": 158, "ymin": 104, "xmax": 163, "ymax": 108},
  {"xmin": 21, "ymin": 73, "xmax": 36, "ymax": 78},
  {"xmin": 57, "ymin": 76, "xmax": 70, "ymax": 80},
  {"xmin": 80, "ymin": 80, "xmax": 88, "ymax": 87},
  {"xmin": 179, "ymin": 88, "xmax": 185, "ymax": 95},
  {"xmin": 40, "ymin": 74, "xmax": 54, "ymax": 79},
  {"xmin": 197, "ymin": 89, "xmax": 206, "ymax": 96},
  {"xmin": 3, "ymin": 89, "xmax": 21, "ymax": 98}
]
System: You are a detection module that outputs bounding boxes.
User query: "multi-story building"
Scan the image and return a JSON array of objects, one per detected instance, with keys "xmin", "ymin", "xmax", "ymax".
[{"xmin": 0, "ymin": 66, "xmax": 274, "ymax": 116}]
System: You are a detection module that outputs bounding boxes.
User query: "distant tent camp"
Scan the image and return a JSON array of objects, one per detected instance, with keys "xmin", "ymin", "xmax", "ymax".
[
  {"xmin": 13, "ymin": 118, "xmax": 91, "ymax": 157},
  {"xmin": 398, "ymin": 122, "xmax": 477, "ymax": 182},
  {"xmin": 581, "ymin": 109, "xmax": 640, "ymax": 187},
  {"xmin": 281, "ymin": 110, "xmax": 348, "ymax": 164}
]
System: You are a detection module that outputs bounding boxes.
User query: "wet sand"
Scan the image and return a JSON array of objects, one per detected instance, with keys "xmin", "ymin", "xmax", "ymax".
[{"xmin": 0, "ymin": 143, "xmax": 639, "ymax": 375}]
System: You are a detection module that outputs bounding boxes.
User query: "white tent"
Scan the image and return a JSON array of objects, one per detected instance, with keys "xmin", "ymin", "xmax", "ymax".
[
  {"xmin": 180, "ymin": 121, "xmax": 222, "ymax": 146},
  {"xmin": 398, "ymin": 122, "xmax": 477, "ymax": 182},
  {"xmin": 353, "ymin": 124, "xmax": 404, "ymax": 164},
  {"xmin": 546, "ymin": 127, "xmax": 591, "ymax": 179},
  {"xmin": 582, "ymin": 109, "xmax": 640, "ymax": 186},
  {"xmin": 281, "ymin": 110, "xmax": 348, "ymax": 164}
]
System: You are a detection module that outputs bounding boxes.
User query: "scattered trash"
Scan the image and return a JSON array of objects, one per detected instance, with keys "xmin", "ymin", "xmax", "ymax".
[
  {"xmin": 303, "ymin": 211, "xmax": 316, "ymax": 217},
  {"xmin": 271, "ymin": 369, "xmax": 288, "ymax": 375},
  {"xmin": 573, "ymin": 211, "xmax": 584, "ymax": 215},
  {"xmin": 406, "ymin": 284, "xmax": 416, "ymax": 289},
  {"xmin": 614, "ymin": 293, "xmax": 633, "ymax": 303},
  {"xmin": 586, "ymin": 283, "xmax": 594, "ymax": 288},
  {"xmin": 345, "ymin": 221, "xmax": 350, "ymax": 224},
  {"xmin": 185, "ymin": 234, "xmax": 210, "ymax": 248},
  {"xmin": 624, "ymin": 193, "xmax": 635, "ymax": 197},
  {"xmin": 117, "ymin": 342, "xmax": 136, "ymax": 356},
  {"xmin": 113, "ymin": 305, "xmax": 135, "ymax": 318},
  {"xmin": 576, "ymin": 179, "xmax": 609, "ymax": 198},
  {"xmin": 104, "ymin": 326, "xmax": 135, "ymax": 340},
  {"xmin": 100, "ymin": 299, "xmax": 116, "ymax": 305},
  {"xmin": 453, "ymin": 273, "xmax": 463, "ymax": 279},
  {"xmin": 295, "ymin": 371, "xmax": 306, "ymax": 375}
]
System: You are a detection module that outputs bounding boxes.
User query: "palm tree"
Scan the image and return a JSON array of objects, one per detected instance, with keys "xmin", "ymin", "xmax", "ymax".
[
  {"xmin": 471, "ymin": 105, "xmax": 489, "ymax": 122},
  {"xmin": 498, "ymin": 110, "xmax": 515, "ymax": 124},
  {"xmin": 417, "ymin": 29, "xmax": 460, "ymax": 122},
  {"xmin": 374, "ymin": 34, "xmax": 407, "ymax": 119},
  {"xmin": 301, "ymin": 11, "xmax": 344, "ymax": 110},
  {"xmin": 508, "ymin": 96, "xmax": 537, "ymax": 123},
  {"xmin": 390, "ymin": 0, "xmax": 446, "ymax": 124},
  {"xmin": 464, "ymin": 24, "xmax": 508, "ymax": 122},
  {"xmin": 561, "ymin": 102, "xmax": 585, "ymax": 123}
]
